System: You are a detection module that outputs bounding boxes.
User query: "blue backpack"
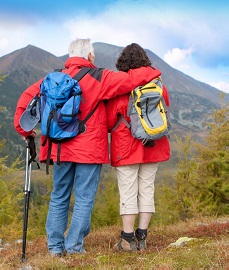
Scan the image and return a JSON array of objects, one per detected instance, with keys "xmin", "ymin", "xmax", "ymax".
[{"xmin": 40, "ymin": 67, "xmax": 98, "ymax": 173}]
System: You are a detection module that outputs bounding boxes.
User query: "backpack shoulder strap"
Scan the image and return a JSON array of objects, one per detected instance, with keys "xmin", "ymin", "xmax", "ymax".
[
  {"xmin": 127, "ymin": 91, "xmax": 135, "ymax": 117},
  {"xmin": 81, "ymin": 102, "xmax": 99, "ymax": 124},
  {"xmin": 111, "ymin": 114, "xmax": 130, "ymax": 133},
  {"xmin": 73, "ymin": 67, "xmax": 100, "ymax": 132},
  {"xmin": 73, "ymin": 67, "xmax": 92, "ymax": 82},
  {"xmin": 53, "ymin": 67, "xmax": 91, "ymax": 81}
]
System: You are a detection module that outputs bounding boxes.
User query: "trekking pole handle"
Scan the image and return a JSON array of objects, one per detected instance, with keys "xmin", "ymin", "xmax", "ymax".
[{"xmin": 26, "ymin": 135, "xmax": 35, "ymax": 146}]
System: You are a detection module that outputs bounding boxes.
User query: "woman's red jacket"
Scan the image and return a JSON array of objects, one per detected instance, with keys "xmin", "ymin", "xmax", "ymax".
[{"xmin": 106, "ymin": 84, "xmax": 170, "ymax": 167}]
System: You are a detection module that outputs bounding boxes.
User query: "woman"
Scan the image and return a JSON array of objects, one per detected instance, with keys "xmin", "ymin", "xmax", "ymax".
[{"xmin": 106, "ymin": 43, "xmax": 170, "ymax": 251}]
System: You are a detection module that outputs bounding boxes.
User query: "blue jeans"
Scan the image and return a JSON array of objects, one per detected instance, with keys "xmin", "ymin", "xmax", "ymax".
[{"xmin": 46, "ymin": 162, "xmax": 102, "ymax": 254}]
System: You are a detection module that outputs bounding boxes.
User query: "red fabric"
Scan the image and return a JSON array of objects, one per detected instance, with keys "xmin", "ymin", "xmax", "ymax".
[
  {"xmin": 106, "ymin": 84, "xmax": 171, "ymax": 167},
  {"xmin": 14, "ymin": 57, "xmax": 161, "ymax": 164}
]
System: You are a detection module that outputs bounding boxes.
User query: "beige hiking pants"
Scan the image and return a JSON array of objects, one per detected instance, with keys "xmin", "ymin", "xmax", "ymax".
[{"xmin": 116, "ymin": 163, "xmax": 158, "ymax": 215}]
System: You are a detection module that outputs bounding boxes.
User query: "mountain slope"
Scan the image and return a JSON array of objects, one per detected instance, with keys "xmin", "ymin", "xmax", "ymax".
[
  {"xmin": 0, "ymin": 45, "xmax": 64, "ymax": 74},
  {"xmin": 0, "ymin": 45, "xmax": 64, "ymax": 89}
]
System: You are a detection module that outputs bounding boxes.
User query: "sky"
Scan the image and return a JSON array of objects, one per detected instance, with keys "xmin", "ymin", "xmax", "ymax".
[{"xmin": 0, "ymin": 0, "xmax": 229, "ymax": 93}]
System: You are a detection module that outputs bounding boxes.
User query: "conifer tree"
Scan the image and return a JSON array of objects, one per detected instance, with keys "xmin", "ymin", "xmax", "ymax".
[
  {"xmin": 191, "ymin": 95, "xmax": 229, "ymax": 215},
  {"xmin": 156, "ymin": 95, "xmax": 229, "ymax": 224},
  {"xmin": 154, "ymin": 135, "xmax": 198, "ymax": 224}
]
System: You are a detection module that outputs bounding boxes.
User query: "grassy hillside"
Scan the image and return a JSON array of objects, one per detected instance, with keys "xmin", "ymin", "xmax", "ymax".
[{"xmin": 0, "ymin": 216, "xmax": 228, "ymax": 269}]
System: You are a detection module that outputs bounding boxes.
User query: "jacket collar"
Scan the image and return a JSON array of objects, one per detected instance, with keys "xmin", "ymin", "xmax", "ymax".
[{"xmin": 65, "ymin": 57, "xmax": 96, "ymax": 69}]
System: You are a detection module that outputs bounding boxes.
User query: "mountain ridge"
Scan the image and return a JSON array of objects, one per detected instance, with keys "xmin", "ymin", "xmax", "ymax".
[
  {"xmin": 0, "ymin": 45, "xmax": 64, "ymax": 73},
  {"xmin": 0, "ymin": 43, "xmax": 226, "ymax": 102}
]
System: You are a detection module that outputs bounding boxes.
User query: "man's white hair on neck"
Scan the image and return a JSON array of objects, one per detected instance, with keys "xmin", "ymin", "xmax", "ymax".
[{"xmin": 68, "ymin": 38, "xmax": 95, "ymax": 58}]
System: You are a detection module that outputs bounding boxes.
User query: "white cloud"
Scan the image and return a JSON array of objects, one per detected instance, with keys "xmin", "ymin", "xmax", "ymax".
[
  {"xmin": 0, "ymin": 0, "xmax": 229, "ymax": 94},
  {"xmin": 0, "ymin": 38, "xmax": 8, "ymax": 51},
  {"xmin": 163, "ymin": 47, "xmax": 194, "ymax": 70},
  {"xmin": 63, "ymin": 2, "xmax": 170, "ymax": 56},
  {"xmin": 0, "ymin": 18, "xmax": 33, "ymax": 56},
  {"xmin": 210, "ymin": 81, "xmax": 229, "ymax": 93}
]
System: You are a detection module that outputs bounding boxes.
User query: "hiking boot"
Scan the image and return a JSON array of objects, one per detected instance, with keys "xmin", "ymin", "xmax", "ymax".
[
  {"xmin": 113, "ymin": 231, "xmax": 138, "ymax": 252},
  {"xmin": 135, "ymin": 228, "xmax": 147, "ymax": 251},
  {"xmin": 50, "ymin": 249, "xmax": 67, "ymax": 257},
  {"xmin": 67, "ymin": 249, "xmax": 87, "ymax": 255},
  {"xmin": 113, "ymin": 238, "xmax": 138, "ymax": 251},
  {"xmin": 137, "ymin": 239, "xmax": 147, "ymax": 251}
]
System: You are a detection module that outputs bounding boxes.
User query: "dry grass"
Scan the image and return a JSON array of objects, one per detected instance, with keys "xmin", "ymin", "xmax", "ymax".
[{"xmin": 0, "ymin": 216, "xmax": 228, "ymax": 269}]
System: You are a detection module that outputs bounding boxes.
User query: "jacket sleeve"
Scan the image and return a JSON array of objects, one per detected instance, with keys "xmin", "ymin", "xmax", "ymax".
[
  {"xmin": 14, "ymin": 79, "xmax": 43, "ymax": 137},
  {"xmin": 98, "ymin": 66, "xmax": 161, "ymax": 100}
]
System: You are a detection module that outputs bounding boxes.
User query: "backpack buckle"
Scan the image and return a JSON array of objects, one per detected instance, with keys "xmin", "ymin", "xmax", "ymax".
[
  {"xmin": 78, "ymin": 121, "xmax": 86, "ymax": 134},
  {"xmin": 142, "ymin": 139, "xmax": 155, "ymax": 147}
]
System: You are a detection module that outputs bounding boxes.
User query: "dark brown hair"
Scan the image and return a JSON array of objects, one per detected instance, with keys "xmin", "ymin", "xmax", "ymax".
[{"xmin": 116, "ymin": 43, "xmax": 151, "ymax": 72}]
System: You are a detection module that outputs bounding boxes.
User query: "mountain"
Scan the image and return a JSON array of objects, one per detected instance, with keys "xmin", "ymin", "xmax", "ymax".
[{"xmin": 0, "ymin": 43, "xmax": 228, "ymax": 166}]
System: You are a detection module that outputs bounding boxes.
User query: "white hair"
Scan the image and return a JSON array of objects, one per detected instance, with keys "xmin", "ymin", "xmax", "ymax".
[{"xmin": 68, "ymin": 38, "xmax": 95, "ymax": 58}]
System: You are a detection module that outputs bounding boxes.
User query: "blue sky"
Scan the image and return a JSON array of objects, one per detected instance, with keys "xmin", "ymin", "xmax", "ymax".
[{"xmin": 0, "ymin": 0, "xmax": 229, "ymax": 93}]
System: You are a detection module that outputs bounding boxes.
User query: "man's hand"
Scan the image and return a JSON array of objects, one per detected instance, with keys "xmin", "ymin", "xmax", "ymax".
[{"xmin": 23, "ymin": 130, "xmax": 36, "ymax": 141}]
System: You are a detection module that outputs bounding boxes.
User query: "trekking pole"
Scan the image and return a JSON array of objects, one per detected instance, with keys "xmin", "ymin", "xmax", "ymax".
[{"xmin": 21, "ymin": 137, "xmax": 33, "ymax": 263}]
